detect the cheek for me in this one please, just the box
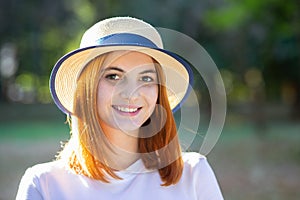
[97,82,113,109]
[143,85,158,106]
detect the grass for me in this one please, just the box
[0,120,69,140]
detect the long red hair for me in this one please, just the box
[57,51,183,186]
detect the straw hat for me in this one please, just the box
[50,16,193,114]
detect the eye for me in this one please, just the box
[105,74,121,80]
[140,76,154,82]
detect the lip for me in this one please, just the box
[112,105,142,117]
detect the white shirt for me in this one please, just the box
[16,152,223,200]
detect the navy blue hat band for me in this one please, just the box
[95,33,159,49]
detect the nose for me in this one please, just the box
[119,79,140,100]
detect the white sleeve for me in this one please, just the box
[195,157,224,200]
[16,167,43,200]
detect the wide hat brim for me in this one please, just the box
[50,34,193,115]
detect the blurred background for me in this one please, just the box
[0,0,299,199]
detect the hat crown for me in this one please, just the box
[80,17,163,48]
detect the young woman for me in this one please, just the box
[16,16,223,199]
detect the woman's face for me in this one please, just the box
[97,51,158,133]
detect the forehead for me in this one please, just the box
[103,51,156,71]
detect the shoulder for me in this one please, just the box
[182,152,206,165]
[181,152,216,178]
[18,160,67,191]
[16,160,66,200]
[24,160,66,178]
[181,152,217,187]
[182,152,208,172]
[180,152,210,184]
[180,152,224,199]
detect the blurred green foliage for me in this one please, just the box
[0,2,299,199]
[0,0,299,118]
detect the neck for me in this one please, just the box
[99,120,140,170]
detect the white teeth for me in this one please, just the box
[115,106,138,113]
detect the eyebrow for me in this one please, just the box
[139,69,156,74]
[104,67,156,74]
[103,67,124,72]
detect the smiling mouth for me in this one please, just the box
[112,105,142,113]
